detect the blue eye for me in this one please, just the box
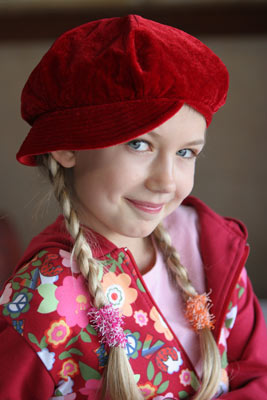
[127,140,150,151]
[177,149,195,159]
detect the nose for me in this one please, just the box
[145,154,177,194]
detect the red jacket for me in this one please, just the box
[0,196,266,399]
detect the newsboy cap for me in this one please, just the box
[17,15,229,166]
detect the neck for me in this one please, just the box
[122,235,156,274]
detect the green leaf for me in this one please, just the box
[134,374,140,383]
[190,371,200,391]
[19,273,31,279]
[79,361,101,381]
[238,287,245,298]
[38,250,48,258]
[147,361,154,380]
[179,391,189,399]
[32,260,42,267]
[221,350,228,369]
[86,324,97,335]
[109,264,116,273]
[98,268,104,281]
[37,284,58,314]
[12,281,20,290]
[225,318,233,329]
[68,348,83,356]
[80,331,91,343]
[228,301,233,310]
[40,336,48,349]
[59,351,71,360]
[153,372,162,386]
[156,380,169,394]
[28,333,40,346]
[66,335,79,348]
[136,278,146,293]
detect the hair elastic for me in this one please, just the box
[88,304,127,349]
[185,293,215,332]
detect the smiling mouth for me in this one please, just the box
[126,198,165,214]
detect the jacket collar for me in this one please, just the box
[183,196,248,339]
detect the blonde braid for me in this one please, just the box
[41,154,143,400]
[153,223,221,400]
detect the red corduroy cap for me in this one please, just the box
[17,15,229,166]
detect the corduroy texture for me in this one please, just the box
[17,15,229,166]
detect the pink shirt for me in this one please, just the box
[143,204,205,375]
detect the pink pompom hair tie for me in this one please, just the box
[88,304,127,349]
[185,292,215,332]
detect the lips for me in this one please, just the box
[126,198,165,214]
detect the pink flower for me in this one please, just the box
[59,359,79,380]
[45,319,71,347]
[239,268,247,288]
[139,382,157,399]
[59,249,79,273]
[179,369,191,386]
[56,275,90,328]
[134,309,148,327]
[0,283,12,305]
[153,393,176,400]
[79,379,102,399]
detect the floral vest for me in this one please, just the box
[0,197,249,399]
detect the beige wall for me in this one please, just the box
[0,35,267,297]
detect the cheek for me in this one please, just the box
[174,164,196,196]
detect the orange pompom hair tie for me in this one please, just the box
[185,293,215,332]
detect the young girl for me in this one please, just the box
[0,15,266,400]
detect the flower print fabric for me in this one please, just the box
[0,246,249,399]
[45,319,72,347]
[101,271,137,316]
[134,309,149,327]
[150,306,173,341]
[56,275,90,328]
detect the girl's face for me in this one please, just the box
[53,105,206,245]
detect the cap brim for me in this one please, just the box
[17,99,184,166]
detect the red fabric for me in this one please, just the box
[17,15,229,166]
[0,318,54,398]
[0,196,266,399]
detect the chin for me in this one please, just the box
[124,224,158,239]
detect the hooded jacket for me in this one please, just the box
[0,196,266,399]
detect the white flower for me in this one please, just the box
[55,377,74,395]
[37,348,55,371]
[226,305,238,329]
[163,347,183,374]
[40,273,58,285]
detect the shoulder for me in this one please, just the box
[0,247,85,342]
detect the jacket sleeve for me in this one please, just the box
[219,275,267,399]
[0,316,55,399]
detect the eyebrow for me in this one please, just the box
[182,139,206,146]
[145,131,206,146]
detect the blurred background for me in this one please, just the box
[0,0,266,316]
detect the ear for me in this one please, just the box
[51,150,76,168]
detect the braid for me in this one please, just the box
[153,223,221,400]
[47,154,106,307]
[40,154,143,400]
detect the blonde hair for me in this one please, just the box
[38,153,221,400]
